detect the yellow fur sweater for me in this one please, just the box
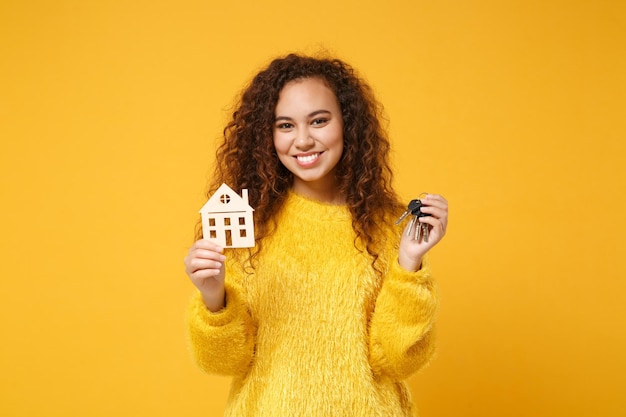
[187,191,438,416]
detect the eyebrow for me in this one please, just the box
[275,110,331,121]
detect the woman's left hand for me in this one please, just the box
[397,193,448,272]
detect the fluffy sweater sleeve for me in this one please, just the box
[186,276,257,376]
[368,256,438,380]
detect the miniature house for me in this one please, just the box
[199,183,255,248]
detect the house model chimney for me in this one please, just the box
[241,189,248,204]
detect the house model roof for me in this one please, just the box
[199,183,254,214]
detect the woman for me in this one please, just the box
[184,53,448,416]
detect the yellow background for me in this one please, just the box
[1,1,625,416]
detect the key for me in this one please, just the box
[395,199,421,225]
[407,215,417,237]
[422,222,429,243]
[414,218,422,240]
[396,198,431,241]
[413,200,431,243]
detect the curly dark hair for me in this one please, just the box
[198,53,403,270]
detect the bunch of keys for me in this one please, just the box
[395,197,432,242]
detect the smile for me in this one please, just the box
[295,153,321,164]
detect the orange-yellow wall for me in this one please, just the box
[1,1,625,416]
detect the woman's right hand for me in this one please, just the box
[184,239,227,312]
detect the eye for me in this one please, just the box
[311,118,329,126]
[276,122,294,130]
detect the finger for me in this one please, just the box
[190,248,227,262]
[418,215,446,235]
[420,195,448,222]
[190,268,222,281]
[422,193,447,204]
[193,239,225,253]
[421,194,448,210]
[187,266,223,281]
[188,257,223,271]
[419,205,447,219]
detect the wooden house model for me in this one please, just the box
[199,183,255,248]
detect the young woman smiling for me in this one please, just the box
[184,53,448,417]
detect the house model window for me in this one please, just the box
[199,183,255,248]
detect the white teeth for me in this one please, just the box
[296,153,319,163]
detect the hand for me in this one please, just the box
[398,194,448,272]
[184,239,227,312]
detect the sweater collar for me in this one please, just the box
[285,190,351,223]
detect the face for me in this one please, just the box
[273,77,344,201]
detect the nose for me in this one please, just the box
[294,128,315,150]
